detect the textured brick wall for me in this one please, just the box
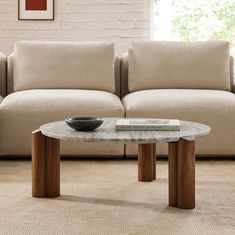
[0,0,150,55]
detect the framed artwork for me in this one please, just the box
[18,0,54,20]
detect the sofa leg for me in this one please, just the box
[138,144,154,182]
[32,130,60,198]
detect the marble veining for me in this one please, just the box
[40,118,211,144]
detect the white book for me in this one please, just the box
[115,119,180,131]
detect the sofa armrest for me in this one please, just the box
[120,53,129,98]
[0,52,7,97]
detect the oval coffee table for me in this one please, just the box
[32,118,210,209]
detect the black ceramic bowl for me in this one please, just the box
[65,117,103,131]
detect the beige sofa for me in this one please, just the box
[0,41,124,156]
[0,40,234,157]
[121,41,235,156]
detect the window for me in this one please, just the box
[152,0,235,58]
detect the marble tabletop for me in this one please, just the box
[39,118,211,144]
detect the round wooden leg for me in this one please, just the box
[32,130,60,198]
[168,138,195,209]
[46,137,60,197]
[32,130,47,198]
[168,142,178,207]
[138,144,154,182]
[152,144,156,180]
[177,138,195,209]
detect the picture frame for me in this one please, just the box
[18,0,54,21]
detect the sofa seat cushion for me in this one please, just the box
[14,41,115,93]
[128,41,231,92]
[123,89,235,113]
[0,96,3,103]
[0,89,124,155]
[1,89,124,114]
[123,89,235,155]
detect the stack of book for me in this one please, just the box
[115,119,180,131]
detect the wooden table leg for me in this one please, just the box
[46,136,60,197]
[168,138,195,209]
[168,142,178,207]
[32,130,47,197]
[138,144,154,182]
[177,138,195,209]
[32,130,60,198]
[152,144,156,180]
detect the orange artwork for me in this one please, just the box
[25,0,47,11]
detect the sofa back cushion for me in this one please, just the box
[128,41,231,92]
[14,41,115,93]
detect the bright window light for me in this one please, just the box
[153,0,235,58]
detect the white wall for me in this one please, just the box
[0,0,150,55]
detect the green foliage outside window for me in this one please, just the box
[154,0,235,57]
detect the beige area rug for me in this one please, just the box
[0,160,234,235]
